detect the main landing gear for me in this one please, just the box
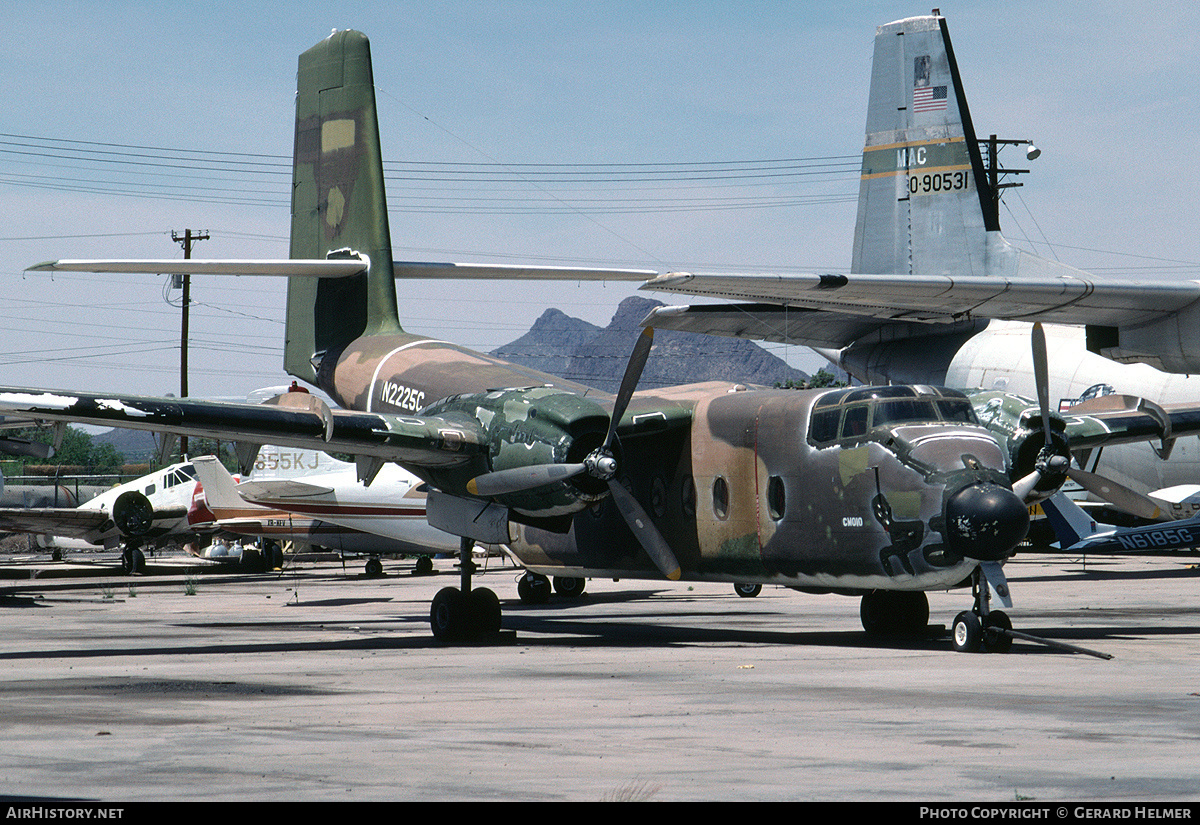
[429,537,502,643]
[120,542,146,575]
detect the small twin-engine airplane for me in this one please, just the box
[189,443,458,575]
[0,459,198,572]
[0,26,1194,651]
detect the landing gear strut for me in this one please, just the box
[429,537,502,643]
[951,567,1012,653]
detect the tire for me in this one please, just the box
[553,576,586,598]
[983,610,1013,653]
[121,546,145,576]
[517,572,551,604]
[414,556,434,576]
[734,583,762,598]
[468,587,502,638]
[365,558,383,578]
[952,610,983,653]
[860,590,928,638]
[430,587,467,642]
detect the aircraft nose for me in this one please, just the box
[943,482,1029,562]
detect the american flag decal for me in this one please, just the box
[913,85,948,112]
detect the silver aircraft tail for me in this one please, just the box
[852,14,992,277]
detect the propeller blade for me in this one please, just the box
[467,462,587,497]
[603,327,654,453]
[1066,468,1164,521]
[1031,322,1052,449]
[607,478,681,580]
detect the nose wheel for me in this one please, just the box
[951,566,1014,653]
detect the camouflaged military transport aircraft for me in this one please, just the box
[3,26,1196,653]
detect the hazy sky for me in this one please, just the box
[2,1,1198,399]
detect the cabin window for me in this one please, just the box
[651,477,667,518]
[681,476,696,518]
[712,476,729,520]
[810,408,840,444]
[144,484,156,495]
[767,476,785,520]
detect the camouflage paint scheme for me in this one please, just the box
[0,25,1082,646]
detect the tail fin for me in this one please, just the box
[1040,493,1103,548]
[286,30,401,384]
[192,456,249,512]
[851,14,993,276]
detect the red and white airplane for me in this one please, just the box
[189,444,460,575]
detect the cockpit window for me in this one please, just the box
[808,386,979,447]
[840,405,869,439]
[872,399,937,426]
[936,398,975,423]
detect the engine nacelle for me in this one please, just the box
[424,385,612,518]
[113,490,155,538]
[970,391,1071,490]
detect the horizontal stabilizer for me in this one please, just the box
[236,480,336,503]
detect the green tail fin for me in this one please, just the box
[286,29,401,384]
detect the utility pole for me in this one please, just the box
[171,229,208,457]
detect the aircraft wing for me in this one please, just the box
[640,272,1200,340]
[0,507,110,539]
[0,388,486,470]
[1055,395,1200,457]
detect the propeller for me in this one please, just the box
[1012,323,1070,501]
[1016,322,1164,521]
[468,327,682,580]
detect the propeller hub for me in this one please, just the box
[586,452,617,480]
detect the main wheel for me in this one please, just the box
[121,546,145,575]
[468,587,502,638]
[413,556,434,576]
[952,610,983,653]
[983,610,1013,653]
[734,583,762,598]
[553,576,586,598]
[364,558,384,577]
[430,587,467,641]
[517,572,551,604]
[860,590,929,638]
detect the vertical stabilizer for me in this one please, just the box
[287,30,401,384]
[851,14,992,276]
[1040,493,1102,548]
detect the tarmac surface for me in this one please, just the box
[1,549,1199,802]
